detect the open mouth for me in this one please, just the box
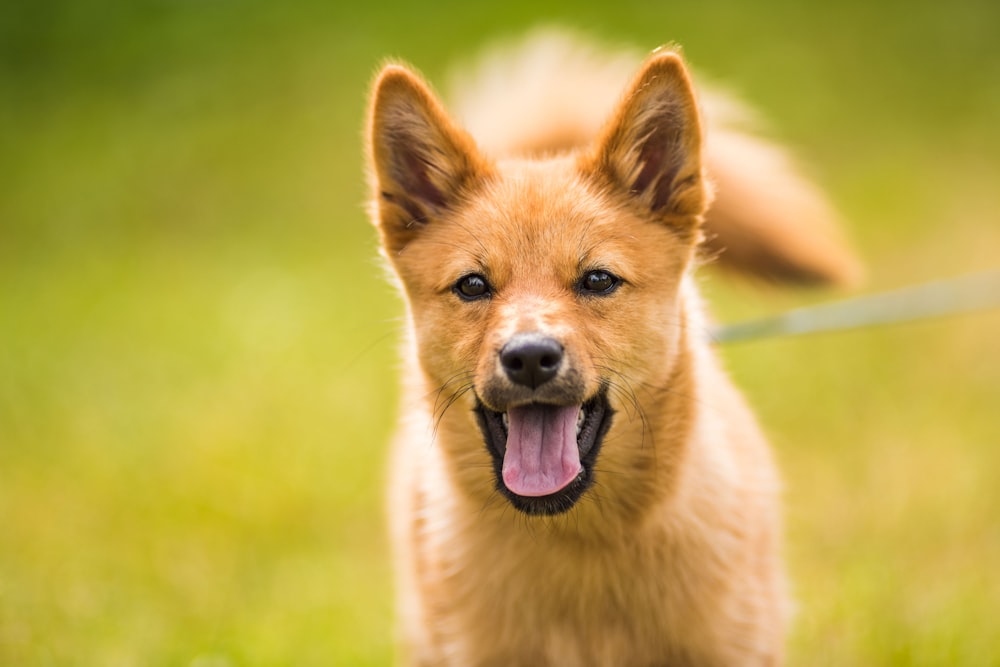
[474,388,613,516]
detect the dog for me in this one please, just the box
[365,30,858,667]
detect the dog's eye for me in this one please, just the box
[454,274,491,301]
[578,270,621,295]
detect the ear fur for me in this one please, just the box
[367,64,489,254]
[584,50,708,223]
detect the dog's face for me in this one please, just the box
[368,53,708,515]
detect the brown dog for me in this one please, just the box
[366,32,855,667]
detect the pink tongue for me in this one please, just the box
[502,404,582,497]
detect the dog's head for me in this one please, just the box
[367,51,708,516]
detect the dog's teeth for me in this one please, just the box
[576,408,586,436]
[502,412,509,430]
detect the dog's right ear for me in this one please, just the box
[367,64,489,255]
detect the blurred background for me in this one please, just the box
[2,0,999,664]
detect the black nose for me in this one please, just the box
[500,333,564,389]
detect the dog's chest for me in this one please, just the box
[425,519,690,665]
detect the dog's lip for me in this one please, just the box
[474,387,614,515]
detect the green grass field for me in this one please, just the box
[2,1,999,664]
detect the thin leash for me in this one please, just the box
[710,270,1000,344]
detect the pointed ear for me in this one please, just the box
[367,64,488,254]
[583,50,708,222]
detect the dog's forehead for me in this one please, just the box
[467,159,617,245]
[418,158,684,290]
[408,157,684,295]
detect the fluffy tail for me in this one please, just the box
[446,28,862,287]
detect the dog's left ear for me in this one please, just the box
[367,64,489,255]
[583,50,708,225]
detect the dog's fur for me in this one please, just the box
[366,31,856,667]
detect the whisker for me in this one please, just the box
[431,379,474,421]
[448,218,492,259]
[431,383,475,442]
[595,363,653,451]
[426,371,473,410]
[478,487,506,518]
[423,370,474,403]
[411,239,484,255]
